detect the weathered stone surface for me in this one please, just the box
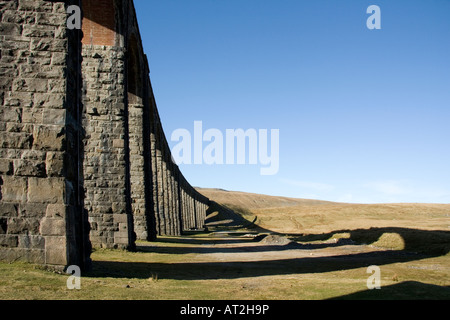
[1,176,27,202]
[0,203,18,218]
[32,125,65,151]
[13,159,46,177]
[0,159,13,175]
[7,217,40,235]
[44,236,67,265]
[18,203,47,218]
[27,177,65,204]
[18,235,45,249]
[45,204,66,219]
[34,93,64,109]
[13,78,48,93]
[0,235,18,247]
[0,132,33,149]
[42,109,65,125]
[45,152,64,177]
[40,217,65,236]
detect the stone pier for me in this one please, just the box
[0,0,210,270]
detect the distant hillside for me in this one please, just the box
[197,188,336,210]
[197,188,450,236]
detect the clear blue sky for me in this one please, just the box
[134,0,450,204]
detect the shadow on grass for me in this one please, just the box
[204,201,259,231]
[205,201,450,255]
[86,201,450,299]
[288,227,450,256]
[89,250,426,281]
[328,281,450,300]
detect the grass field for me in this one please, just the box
[1,188,449,300]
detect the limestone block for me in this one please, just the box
[0,22,21,37]
[45,151,64,177]
[32,125,65,151]
[1,10,35,24]
[0,203,18,218]
[22,24,54,38]
[21,110,43,124]
[13,78,48,93]
[0,107,22,122]
[18,235,45,249]
[51,52,66,66]
[21,150,46,160]
[0,159,13,175]
[0,132,33,149]
[44,236,67,265]
[18,203,47,218]
[1,176,27,202]
[18,0,53,12]
[33,93,64,109]
[0,235,18,247]
[45,204,67,218]
[27,177,65,204]
[40,217,66,236]
[13,159,46,177]
[35,12,66,27]
[113,214,128,224]
[7,217,40,235]
[42,109,66,126]
[113,139,124,148]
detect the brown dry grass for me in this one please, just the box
[1,188,449,300]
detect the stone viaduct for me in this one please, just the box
[0,0,210,270]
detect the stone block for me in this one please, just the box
[0,22,21,37]
[18,0,53,12]
[40,217,66,236]
[0,247,45,264]
[27,177,65,204]
[0,132,33,149]
[47,79,66,93]
[113,214,128,224]
[18,235,45,249]
[51,52,66,66]
[1,176,27,202]
[22,24,54,38]
[33,93,64,109]
[0,107,22,122]
[0,235,18,247]
[32,125,65,151]
[42,109,66,126]
[45,204,67,219]
[13,159,46,177]
[35,12,66,27]
[21,110,42,124]
[0,159,13,175]
[21,150,46,160]
[0,203,18,218]
[44,236,67,265]
[18,203,47,218]
[13,78,48,93]
[7,217,40,235]
[46,151,64,177]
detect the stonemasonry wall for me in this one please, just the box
[0,0,91,269]
[0,0,210,269]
